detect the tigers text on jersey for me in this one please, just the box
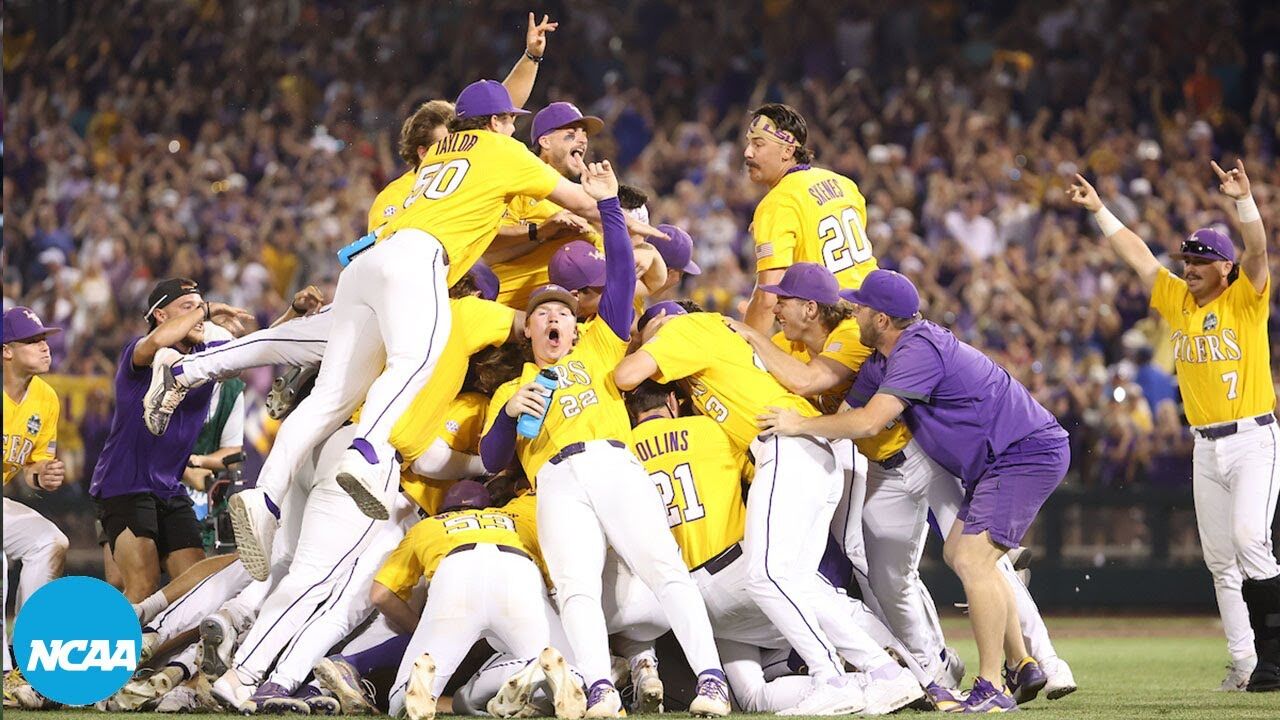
[1150,267,1275,427]
[642,312,819,452]
[752,166,878,288]
[400,392,489,515]
[631,415,747,570]
[3,376,59,484]
[376,130,563,286]
[495,195,604,309]
[485,316,633,480]
[367,170,417,234]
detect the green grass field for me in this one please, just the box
[5,616,1277,720]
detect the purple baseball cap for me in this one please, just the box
[652,224,701,275]
[638,300,687,331]
[549,241,606,290]
[760,262,840,305]
[454,80,529,119]
[1173,227,1237,263]
[839,269,920,318]
[2,307,62,344]
[468,261,500,301]
[439,479,492,513]
[531,102,604,146]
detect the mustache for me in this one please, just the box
[744,160,760,169]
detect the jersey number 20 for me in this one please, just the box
[650,463,706,528]
[403,159,471,210]
[817,207,873,273]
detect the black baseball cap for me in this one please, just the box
[145,278,201,322]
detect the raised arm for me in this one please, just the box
[133,302,252,368]
[1068,174,1162,290]
[580,161,636,338]
[743,269,785,333]
[1212,158,1267,292]
[500,13,557,108]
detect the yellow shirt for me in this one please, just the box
[643,313,818,452]
[495,195,604,309]
[378,131,564,285]
[400,392,489,515]
[3,377,60,484]
[486,316,633,480]
[367,170,417,234]
[1150,267,1275,427]
[753,166,877,289]
[632,415,747,570]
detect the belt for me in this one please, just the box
[873,450,907,470]
[446,542,532,563]
[548,439,626,466]
[692,543,743,576]
[1195,413,1276,440]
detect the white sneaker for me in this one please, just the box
[778,675,866,716]
[631,657,664,713]
[540,647,586,719]
[688,672,731,717]
[229,488,278,581]
[143,347,191,435]
[1042,657,1078,699]
[335,447,390,520]
[140,631,162,664]
[156,684,222,714]
[199,610,238,678]
[488,657,545,718]
[211,670,255,713]
[584,682,623,719]
[1216,657,1255,692]
[860,666,923,715]
[935,647,965,689]
[405,654,438,720]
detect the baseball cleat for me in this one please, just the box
[584,680,623,718]
[156,685,207,713]
[630,657,664,714]
[861,665,924,715]
[335,447,391,520]
[778,675,867,716]
[200,611,238,678]
[948,677,1017,713]
[404,654,439,720]
[229,488,278,581]
[1041,658,1077,699]
[488,657,545,718]
[1004,657,1046,704]
[688,670,730,717]
[266,366,319,420]
[314,655,378,715]
[936,647,965,689]
[4,669,46,710]
[1217,659,1254,691]
[1247,660,1280,692]
[140,630,162,663]
[143,347,190,436]
[212,670,256,713]
[298,686,341,715]
[925,682,963,712]
[251,681,302,715]
[540,647,586,719]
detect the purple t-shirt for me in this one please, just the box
[847,321,1066,485]
[89,338,216,500]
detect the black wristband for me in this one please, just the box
[525,50,543,64]
[529,223,539,242]
[291,300,307,314]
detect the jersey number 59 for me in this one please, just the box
[817,207,873,273]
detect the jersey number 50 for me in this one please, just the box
[403,159,471,210]
[650,463,706,528]
[817,207,873,273]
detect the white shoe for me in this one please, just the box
[405,654,438,720]
[211,670,256,713]
[143,347,191,435]
[156,685,221,714]
[314,656,378,715]
[1042,657,1078,699]
[541,648,586,719]
[778,675,866,716]
[584,682,623,719]
[860,666,923,715]
[631,657,664,714]
[140,631,162,664]
[488,658,545,718]
[335,447,390,520]
[935,647,965,689]
[1217,657,1255,692]
[200,611,238,678]
[688,672,730,717]
[229,488,278,581]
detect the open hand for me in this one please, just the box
[581,160,619,201]
[757,406,803,436]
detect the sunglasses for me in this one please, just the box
[1179,239,1231,262]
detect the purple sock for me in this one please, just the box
[263,493,281,520]
[698,669,727,683]
[345,634,412,677]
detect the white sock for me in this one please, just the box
[138,591,169,625]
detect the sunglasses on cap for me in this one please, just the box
[1178,239,1231,262]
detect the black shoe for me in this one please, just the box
[1247,661,1280,692]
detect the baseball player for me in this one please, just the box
[480,161,731,718]
[2,307,67,709]
[547,240,667,321]
[645,224,702,301]
[1070,163,1279,692]
[624,380,925,714]
[759,269,1070,713]
[741,103,877,332]
[614,303,918,715]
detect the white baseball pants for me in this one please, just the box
[147,561,254,644]
[176,308,332,387]
[255,230,450,508]
[1194,420,1280,663]
[536,440,722,686]
[2,498,68,613]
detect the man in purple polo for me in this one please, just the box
[759,269,1069,713]
[90,278,251,602]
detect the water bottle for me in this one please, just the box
[517,369,560,438]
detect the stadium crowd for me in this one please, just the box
[4,0,1280,502]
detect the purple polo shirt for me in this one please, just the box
[89,338,216,500]
[847,321,1066,485]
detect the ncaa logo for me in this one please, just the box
[13,576,141,705]
[1203,312,1219,332]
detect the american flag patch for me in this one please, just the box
[827,342,842,352]
[756,242,774,259]
[446,420,460,434]
[383,205,397,217]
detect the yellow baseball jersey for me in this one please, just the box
[495,195,604,309]
[753,166,878,289]
[400,392,489,515]
[3,377,60,484]
[377,131,563,285]
[367,170,417,234]
[632,415,747,570]
[485,316,633,480]
[643,313,819,452]
[1150,267,1275,427]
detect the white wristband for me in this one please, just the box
[1237,196,1260,224]
[1094,207,1125,237]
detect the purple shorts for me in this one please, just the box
[958,431,1069,549]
